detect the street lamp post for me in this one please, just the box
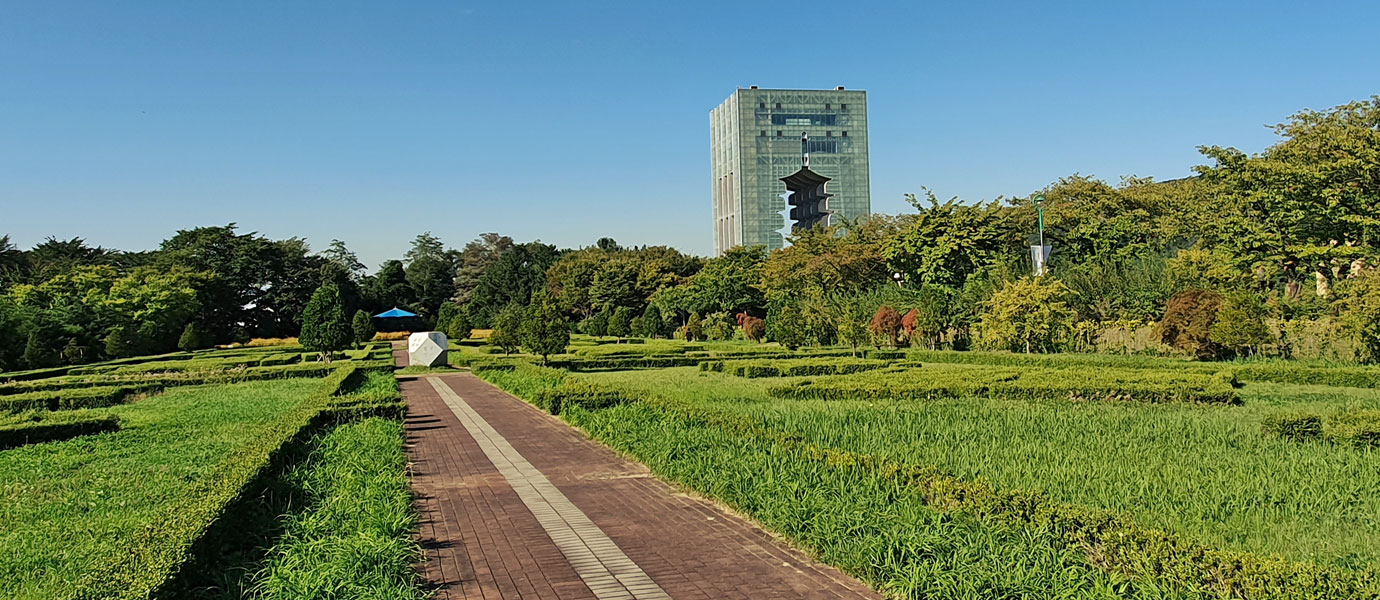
[1032,194,1049,276]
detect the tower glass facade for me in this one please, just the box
[710,87,870,255]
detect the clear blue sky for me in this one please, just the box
[3,0,1377,269]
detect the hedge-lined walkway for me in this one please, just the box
[400,371,880,599]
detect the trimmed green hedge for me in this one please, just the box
[1327,410,1380,449]
[67,365,360,600]
[0,385,157,414]
[988,369,1241,404]
[65,365,119,377]
[905,349,1380,388]
[0,361,392,403]
[712,358,890,378]
[532,380,636,415]
[112,357,267,374]
[1263,413,1324,441]
[769,367,1012,401]
[548,356,707,370]
[709,348,857,360]
[1229,364,1380,388]
[0,365,73,382]
[0,361,387,397]
[1262,409,1380,449]
[0,411,121,449]
[472,363,568,404]
[257,352,303,366]
[67,352,199,376]
[768,366,1241,405]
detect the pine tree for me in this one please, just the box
[104,326,139,359]
[583,307,610,337]
[24,331,57,368]
[352,309,375,346]
[638,304,665,338]
[446,311,472,341]
[608,306,633,338]
[178,323,206,352]
[435,302,462,332]
[300,283,352,361]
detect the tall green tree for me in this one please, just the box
[466,242,558,327]
[351,309,375,346]
[521,292,569,364]
[635,304,667,338]
[1196,96,1380,297]
[157,224,324,340]
[435,302,463,333]
[407,253,457,320]
[684,312,704,341]
[403,232,447,264]
[607,306,633,338]
[0,297,25,370]
[321,239,365,279]
[446,311,472,341]
[652,245,765,320]
[490,303,526,355]
[582,308,610,337]
[300,283,352,362]
[454,233,515,307]
[24,330,57,368]
[370,260,414,310]
[177,323,207,351]
[883,191,1022,289]
[907,284,952,349]
[824,296,872,356]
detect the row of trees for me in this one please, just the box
[5,95,1378,369]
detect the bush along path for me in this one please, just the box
[399,372,881,599]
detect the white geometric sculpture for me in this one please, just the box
[408,331,448,368]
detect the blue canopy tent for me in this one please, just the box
[373,307,421,334]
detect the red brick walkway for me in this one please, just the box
[401,371,881,599]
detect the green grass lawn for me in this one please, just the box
[577,367,1380,570]
[167,370,422,600]
[0,378,320,600]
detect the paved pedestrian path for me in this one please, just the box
[399,368,881,599]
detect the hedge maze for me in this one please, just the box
[460,335,1380,600]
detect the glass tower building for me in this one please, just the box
[710,86,870,255]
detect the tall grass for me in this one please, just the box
[562,401,1181,599]
[578,368,1380,572]
[252,418,422,599]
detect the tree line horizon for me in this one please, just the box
[2,94,1377,369]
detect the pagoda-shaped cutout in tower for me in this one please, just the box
[781,132,833,232]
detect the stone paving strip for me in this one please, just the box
[427,377,671,600]
[402,371,882,599]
